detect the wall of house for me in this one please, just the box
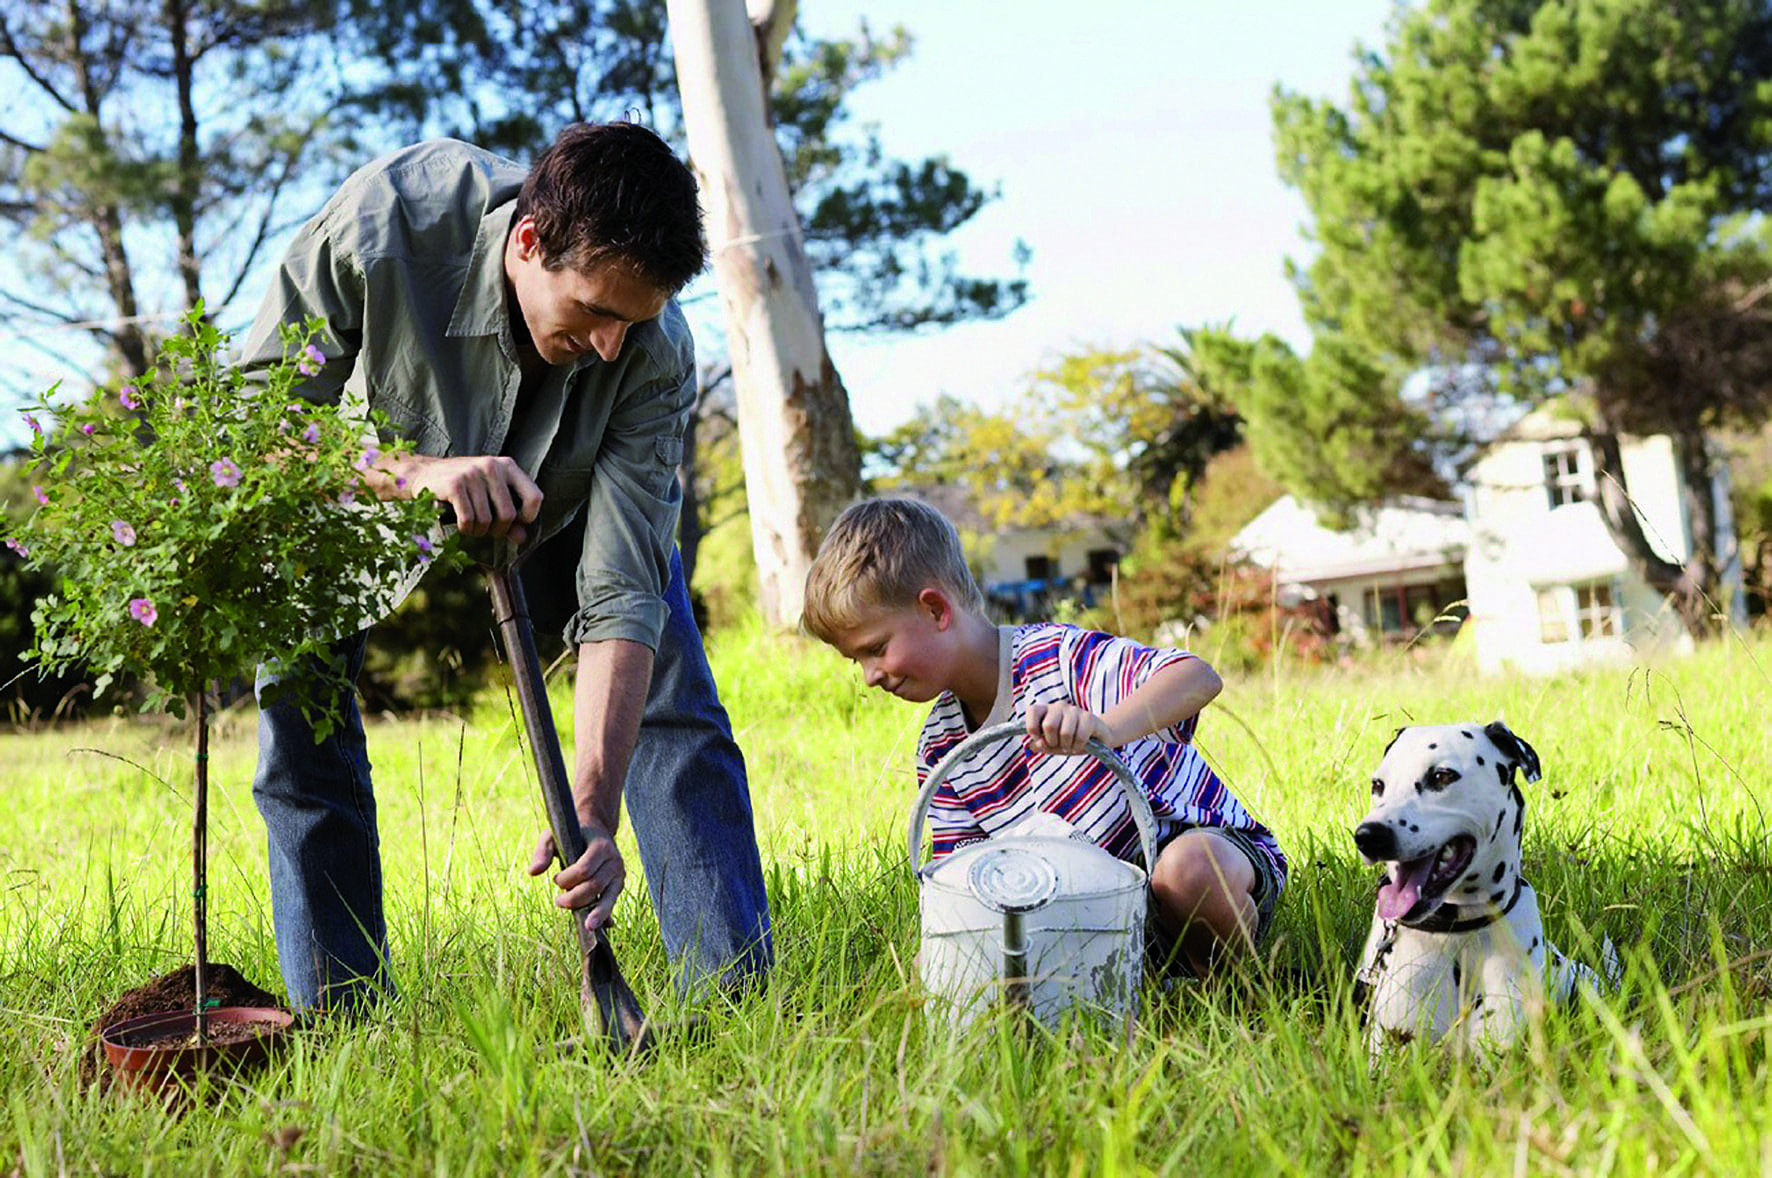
[1316,568,1466,644]
[973,527,1121,588]
[1464,424,1696,675]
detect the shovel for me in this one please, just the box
[483,555,653,1055]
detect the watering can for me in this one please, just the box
[906,721,1160,1028]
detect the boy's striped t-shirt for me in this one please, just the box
[916,623,1285,883]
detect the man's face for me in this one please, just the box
[505,216,670,366]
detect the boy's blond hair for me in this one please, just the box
[802,497,986,644]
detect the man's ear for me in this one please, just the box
[512,215,540,259]
[917,586,955,629]
[1484,720,1542,784]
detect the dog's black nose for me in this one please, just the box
[1353,821,1397,859]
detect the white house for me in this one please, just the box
[897,485,1125,616]
[1461,409,1746,675]
[1231,409,1745,673]
[1232,495,1470,644]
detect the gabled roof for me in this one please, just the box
[1232,495,1469,584]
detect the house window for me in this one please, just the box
[1536,581,1621,644]
[1024,554,1056,581]
[1543,443,1589,508]
[1536,589,1570,644]
[1574,581,1620,639]
[1086,548,1119,584]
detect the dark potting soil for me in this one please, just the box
[81,962,287,1083]
[113,1014,290,1051]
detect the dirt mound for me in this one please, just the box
[82,962,287,1085]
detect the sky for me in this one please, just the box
[710,0,1398,437]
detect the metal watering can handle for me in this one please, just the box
[906,720,1161,874]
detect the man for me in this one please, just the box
[239,122,771,1011]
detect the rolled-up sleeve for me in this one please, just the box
[563,362,692,649]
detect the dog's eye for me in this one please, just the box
[1430,766,1461,788]
[1370,778,1385,797]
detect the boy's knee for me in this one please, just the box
[1150,831,1256,918]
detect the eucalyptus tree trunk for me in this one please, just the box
[1588,426,1723,638]
[666,0,862,628]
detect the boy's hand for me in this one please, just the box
[1025,702,1114,755]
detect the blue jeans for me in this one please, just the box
[252,549,774,1011]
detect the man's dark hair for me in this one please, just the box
[515,122,708,294]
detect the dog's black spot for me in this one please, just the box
[1383,1026,1416,1046]
[1476,755,1485,766]
[1497,763,1510,785]
[1409,823,1419,832]
[1462,871,1477,884]
[1461,883,1478,893]
[1427,742,1437,749]
[1462,730,1474,739]
[1493,808,1506,839]
[1513,806,1524,838]
[1493,862,1506,883]
[1531,936,1540,951]
[1490,890,1507,905]
[1452,961,1462,988]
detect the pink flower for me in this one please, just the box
[119,386,139,410]
[24,415,41,436]
[4,537,27,558]
[128,598,157,626]
[355,446,381,471]
[210,458,242,488]
[296,344,325,377]
[31,485,48,506]
[413,533,435,563]
[337,487,357,506]
[80,423,96,436]
[302,423,321,445]
[110,520,137,546]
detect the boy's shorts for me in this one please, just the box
[1139,824,1286,978]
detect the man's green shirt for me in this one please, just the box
[240,139,693,649]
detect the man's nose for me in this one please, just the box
[591,321,629,362]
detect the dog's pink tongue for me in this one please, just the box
[1378,857,1436,921]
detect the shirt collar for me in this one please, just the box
[447,199,517,339]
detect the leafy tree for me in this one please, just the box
[1243,0,1772,633]
[10,310,450,1036]
[0,0,364,392]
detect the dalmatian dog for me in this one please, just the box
[1352,721,1611,1053]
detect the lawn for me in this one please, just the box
[0,624,1768,1174]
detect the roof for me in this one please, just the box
[1231,495,1469,584]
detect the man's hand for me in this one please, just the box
[528,823,626,932]
[383,453,542,543]
[1025,701,1115,756]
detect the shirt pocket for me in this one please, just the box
[372,391,453,456]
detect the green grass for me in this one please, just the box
[1,624,1769,1174]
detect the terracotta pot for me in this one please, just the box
[100,1006,294,1094]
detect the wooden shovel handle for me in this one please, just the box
[487,563,651,1053]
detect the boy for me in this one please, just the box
[803,497,1286,978]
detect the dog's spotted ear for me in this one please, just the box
[1484,720,1541,784]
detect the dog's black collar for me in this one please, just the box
[1376,875,1524,934]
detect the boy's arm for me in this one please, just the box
[1026,655,1222,755]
